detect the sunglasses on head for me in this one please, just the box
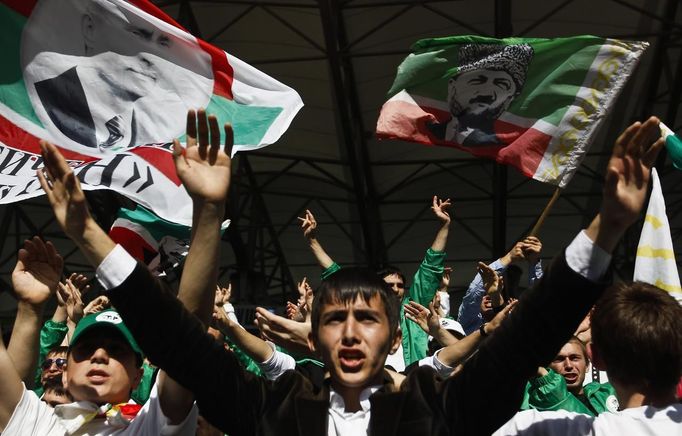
[41,358,67,370]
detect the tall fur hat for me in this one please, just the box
[455,44,534,93]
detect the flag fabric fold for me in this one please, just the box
[108,205,228,277]
[377,35,648,187]
[660,122,682,171]
[0,0,302,225]
[633,168,682,303]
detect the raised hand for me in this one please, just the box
[285,301,303,322]
[602,117,663,227]
[172,109,234,204]
[486,299,517,333]
[586,117,665,252]
[431,196,452,225]
[37,142,93,240]
[84,295,111,316]
[478,262,500,296]
[427,293,445,335]
[214,284,231,307]
[68,273,91,295]
[212,304,234,333]
[254,307,313,356]
[521,236,542,265]
[11,237,63,307]
[404,301,430,334]
[297,210,318,240]
[297,277,314,322]
[56,279,85,324]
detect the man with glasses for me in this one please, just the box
[37,346,68,395]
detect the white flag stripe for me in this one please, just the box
[634,168,682,303]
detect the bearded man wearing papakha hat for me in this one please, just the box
[429,43,534,146]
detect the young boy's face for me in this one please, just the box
[310,294,400,392]
[63,328,142,405]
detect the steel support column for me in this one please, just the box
[492,0,512,257]
[318,0,387,268]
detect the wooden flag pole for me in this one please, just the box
[528,187,562,237]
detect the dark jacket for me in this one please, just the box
[107,251,608,436]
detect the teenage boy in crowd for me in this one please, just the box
[37,110,663,436]
[298,198,452,370]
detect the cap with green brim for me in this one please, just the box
[69,309,143,363]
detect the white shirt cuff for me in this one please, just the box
[565,230,612,282]
[258,342,296,381]
[95,244,137,290]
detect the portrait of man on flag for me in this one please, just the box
[21,0,214,154]
[429,43,534,147]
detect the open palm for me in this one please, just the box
[173,109,233,203]
[601,117,664,229]
[11,237,63,306]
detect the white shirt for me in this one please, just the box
[418,348,455,377]
[384,342,405,372]
[3,382,198,435]
[257,342,296,381]
[493,404,682,435]
[327,386,380,436]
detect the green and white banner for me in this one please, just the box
[0,0,302,225]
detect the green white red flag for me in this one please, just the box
[377,35,647,187]
[109,205,228,277]
[0,0,302,225]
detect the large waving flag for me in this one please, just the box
[0,0,302,225]
[634,168,682,303]
[377,36,647,187]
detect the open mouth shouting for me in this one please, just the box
[339,348,366,372]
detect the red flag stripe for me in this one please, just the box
[1,0,37,17]
[126,0,234,99]
[0,114,97,162]
[129,146,182,186]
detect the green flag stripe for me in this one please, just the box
[0,4,43,127]
[665,134,682,171]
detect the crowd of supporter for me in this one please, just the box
[0,109,679,436]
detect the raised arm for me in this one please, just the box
[298,209,337,271]
[478,262,504,308]
[409,196,452,306]
[173,109,232,326]
[429,195,451,252]
[8,237,63,385]
[445,117,665,436]
[436,300,516,368]
[38,108,234,426]
[1,237,61,431]
[457,244,524,334]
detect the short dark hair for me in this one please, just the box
[311,268,400,343]
[591,282,682,394]
[376,265,407,288]
[47,346,68,358]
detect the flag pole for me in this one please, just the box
[528,187,562,237]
